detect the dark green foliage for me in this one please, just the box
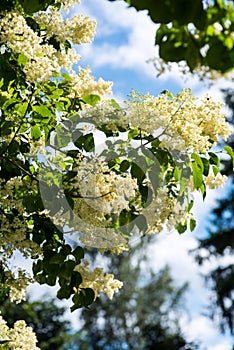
[0,297,70,350]
[108,0,234,72]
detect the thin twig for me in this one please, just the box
[2,155,39,182]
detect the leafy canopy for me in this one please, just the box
[109,0,234,73]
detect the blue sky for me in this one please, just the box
[32,1,234,349]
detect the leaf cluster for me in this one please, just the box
[109,0,234,72]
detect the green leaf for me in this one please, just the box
[72,246,84,263]
[49,253,65,265]
[187,200,194,212]
[191,153,204,190]
[224,146,234,168]
[108,98,122,110]
[57,286,73,300]
[191,153,204,172]
[130,0,172,23]
[60,244,72,256]
[108,157,119,169]
[176,222,187,234]
[84,133,95,152]
[131,163,145,183]
[200,183,206,200]
[70,271,82,286]
[58,260,76,279]
[82,94,101,106]
[206,42,234,72]
[54,124,71,148]
[15,102,28,117]
[139,184,153,206]
[128,129,139,140]
[33,105,53,118]
[32,260,43,275]
[119,209,133,226]
[71,288,95,311]
[160,40,187,62]
[0,340,11,344]
[201,157,210,176]
[191,161,203,190]
[190,218,197,231]
[20,0,54,13]
[208,152,220,167]
[173,166,181,181]
[212,165,219,176]
[8,140,20,155]
[46,274,57,286]
[155,148,172,168]
[17,53,28,66]
[31,125,41,140]
[120,159,130,172]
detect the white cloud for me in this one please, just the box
[181,315,233,350]
[210,342,234,350]
[77,0,157,77]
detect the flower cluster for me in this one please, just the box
[205,169,228,189]
[34,8,95,45]
[64,157,138,251]
[68,67,113,99]
[56,0,81,12]
[126,89,231,153]
[144,187,178,234]
[75,157,138,216]
[0,315,39,350]
[81,89,231,153]
[0,178,42,259]
[0,3,106,89]
[5,269,32,304]
[74,260,123,299]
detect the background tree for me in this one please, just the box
[0,296,71,350]
[194,87,234,335]
[63,238,198,350]
[108,0,234,74]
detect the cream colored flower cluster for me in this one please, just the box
[74,260,123,299]
[5,269,32,304]
[205,168,228,189]
[142,185,194,234]
[81,99,125,129]
[83,88,231,153]
[74,157,138,217]
[34,8,95,45]
[126,89,232,153]
[0,178,42,259]
[144,187,177,234]
[0,11,61,81]
[0,315,39,350]
[0,4,100,86]
[69,67,113,99]
[56,0,81,12]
